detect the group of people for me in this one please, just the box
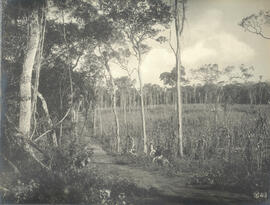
[124,135,170,166]
[149,143,170,166]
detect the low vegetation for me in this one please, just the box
[100,104,270,197]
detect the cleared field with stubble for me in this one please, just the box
[96,104,270,197]
[99,104,270,151]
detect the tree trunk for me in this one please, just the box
[194,86,197,104]
[214,90,219,129]
[2,155,21,175]
[19,10,40,138]
[59,81,63,145]
[37,91,58,147]
[174,0,185,158]
[105,62,120,153]
[127,90,131,112]
[259,84,263,105]
[93,105,96,136]
[31,8,46,117]
[74,100,82,137]
[99,91,103,135]
[123,93,127,133]
[249,89,253,105]
[137,53,148,154]
[99,106,103,136]
[205,92,208,104]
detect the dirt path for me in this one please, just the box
[80,137,253,205]
[77,115,254,205]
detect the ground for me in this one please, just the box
[75,105,270,205]
[82,136,256,205]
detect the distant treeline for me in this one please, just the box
[97,81,270,108]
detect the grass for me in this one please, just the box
[97,104,269,153]
[95,104,270,196]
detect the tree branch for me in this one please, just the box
[2,155,21,175]
[71,54,83,70]
[4,114,50,169]
[169,29,176,57]
[34,108,71,142]
[179,0,186,36]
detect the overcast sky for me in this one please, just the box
[111,0,270,85]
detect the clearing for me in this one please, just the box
[81,136,255,205]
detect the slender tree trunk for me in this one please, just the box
[99,106,103,136]
[194,86,197,104]
[127,90,131,112]
[123,93,127,131]
[105,62,120,153]
[74,100,82,137]
[62,10,75,136]
[214,90,219,129]
[59,81,63,145]
[205,92,208,104]
[93,105,96,136]
[175,92,177,110]
[30,11,46,141]
[99,91,103,135]
[37,91,58,147]
[137,53,148,154]
[19,10,40,138]
[2,155,21,175]
[259,84,263,105]
[249,89,253,105]
[174,0,185,158]
[31,8,46,117]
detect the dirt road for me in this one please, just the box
[82,137,256,205]
[77,114,259,205]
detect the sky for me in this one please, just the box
[111,0,270,85]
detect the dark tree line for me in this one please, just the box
[96,79,270,110]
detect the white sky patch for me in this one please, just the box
[141,48,175,85]
[106,3,269,86]
[184,9,223,44]
[182,33,255,69]
[182,41,217,67]
[131,30,255,86]
[212,33,255,63]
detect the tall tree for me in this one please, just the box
[173,0,186,158]
[115,76,135,133]
[99,48,121,152]
[239,64,255,104]
[102,0,171,153]
[19,2,44,138]
[160,66,186,87]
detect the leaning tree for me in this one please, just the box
[100,0,171,154]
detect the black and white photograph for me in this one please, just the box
[1,0,270,204]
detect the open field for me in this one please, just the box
[95,104,270,196]
[98,104,270,153]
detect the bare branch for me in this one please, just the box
[4,114,50,169]
[71,54,83,70]
[240,11,270,39]
[34,108,71,142]
[2,155,21,175]
[169,29,176,56]
[179,0,186,36]
[0,186,10,192]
